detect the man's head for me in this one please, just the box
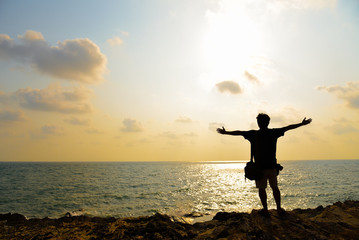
[257,113,270,129]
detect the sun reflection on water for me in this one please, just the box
[184,162,261,215]
[212,162,246,170]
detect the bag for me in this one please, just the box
[276,163,283,175]
[244,146,263,181]
[244,147,282,181]
[244,161,263,180]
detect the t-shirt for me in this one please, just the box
[242,129,285,169]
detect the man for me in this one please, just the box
[217,113,312,216]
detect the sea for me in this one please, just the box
[0,160,358,219]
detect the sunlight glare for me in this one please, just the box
[214,162,246,170]
[202,1,262,86]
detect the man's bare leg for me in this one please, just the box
[272,186,281,209]
[272,186,285,215]
[258,188,269,215]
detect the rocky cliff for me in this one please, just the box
[1,201,358,239]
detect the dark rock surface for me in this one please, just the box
[1,201,358,239]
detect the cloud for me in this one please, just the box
[41,124,64,135]
[215,80,242,95]
[159,131,178,139]
[120,31,129,36]
[0,109,27,122]
[251,107,303,129]
[85,127,104,134]
[121,118,144,132]
[15,84,94,114]
[158,131,197,139]
[0,90,9,103]
[244,71,259,83]
[329,123,358,135]
[157,131,197,147]
[327,118,359,135]
[64,117,90,126]
[0,30,107,83]
[107,37,124,46]
[317,81,359,109]
[184,132,197,137]
[18,30,44,41]
[265,0,336,13]
[269,107,302,123]
[175,116,196,123]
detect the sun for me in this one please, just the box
[201,1,263,86]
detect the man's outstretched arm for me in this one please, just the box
[282,117,312,132]
[217,127,245,136]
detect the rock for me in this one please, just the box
[184,212,203,218]
[0,201,358,239]
[0,213,26,225]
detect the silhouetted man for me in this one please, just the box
[217,113,312,216]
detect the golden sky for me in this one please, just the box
[0,0,358,161]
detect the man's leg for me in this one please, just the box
[272,186,281,210]
[256,173,270,216]
[258,188,268,211]
[268,169,285,215]
[272,186,285,215]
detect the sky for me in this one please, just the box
[0,0,358,162]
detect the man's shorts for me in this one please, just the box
[255,168,278,189]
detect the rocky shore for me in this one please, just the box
[1,201,359,240]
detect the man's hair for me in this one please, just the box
[257,113,270,128]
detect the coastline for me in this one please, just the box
[1,201,359,240]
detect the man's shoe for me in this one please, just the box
[277,208,286,216]
[258,209,271,217]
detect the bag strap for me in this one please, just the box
[250,145,254,163]
[245,145,254,182]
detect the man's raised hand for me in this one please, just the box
[302,117,312,125]
[217,127,226,134]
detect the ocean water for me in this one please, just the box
[0,160,358,219]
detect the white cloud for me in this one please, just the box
[41,124,64,135]
[260,0,337,13]
[121,118,144,132]
[269,107,302,124]
[15,84,94,114]
[86,127,104,134]
[327,118,359,135]
[17,30,44,41]
[244,71,259,84]
[184,132,198,137]
[158,131,197,139]
[317,81,359,110]
[107,36,124,46]
[248,107,304,129]
[275,0,336,9]
[64,117,90,126]
[175,116,196,123]
[0,90,9,104]
[0,30,107,83]
[216,80,242,95]
[120,31,129,36]
[159,131,178,139]
[0,109,27,122]
[329,123,358,135]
